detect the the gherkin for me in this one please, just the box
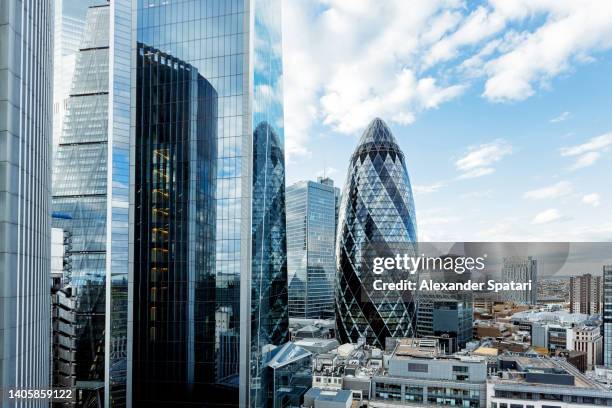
[335,118,418,347]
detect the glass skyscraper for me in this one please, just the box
[134,1,288,406]
[335,118,418,348]
[286,178,340,319]
[131,43,218,406]
[0,1,54,407]
[51,2,132,406]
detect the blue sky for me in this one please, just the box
[282,0,612,241]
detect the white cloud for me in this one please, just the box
[419,215,462,226]
[550,111,571,123]
[523,181,573,200]
[413,181,446,195]
[455,139,512,179]
[582,193,601,207]
[531,208,567,224]
[560,132,612,170]
[283,1,612,152]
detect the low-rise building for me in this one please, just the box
[369,339,488,407]
[488,354,612,408]
[303,388,352,408]
[571,325,603,371]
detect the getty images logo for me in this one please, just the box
[372,254,487,275]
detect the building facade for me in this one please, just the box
[51,2,132,406]
[133,1,288,406]
[131,43,218,406]
[52,0,85,148]
[604,265,612,367]
[416,296,473,353]
[335,117,418,348]
[570,274,602,315]
[0,1,54,406]
[287,178,340,319]
[370,354,487,407]
[501,257,538,305]
[488,355,612,408]
[572,325,603,371]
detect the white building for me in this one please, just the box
[571,326,603,371]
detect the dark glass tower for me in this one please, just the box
[335,118,418,348]
[134,1,287,406]
[132,43,217,406]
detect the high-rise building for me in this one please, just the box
[0,1,54,406]
[501,256,538,305]
[53,0,85,148]
[604,265,612,367]
[51,3,132,406]
[131,43,218,406]
[286,178,340,319]
[416,297,473,353]
[335,118,418,348]
[570,274,602,315]
[134,1,288,406]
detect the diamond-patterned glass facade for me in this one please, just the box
[51,8,110,402]
[250,122,289,406]
[51,3,132,405]
[335,118,418,348]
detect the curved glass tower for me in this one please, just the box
[335,118,418,348]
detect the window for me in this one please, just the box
[408,363,429,372]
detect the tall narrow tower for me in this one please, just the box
[51,3,132,406]
[0,1,54,406]
[335,118,418,348]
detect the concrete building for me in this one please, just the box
[370,339,488,407]
[501,257,538,305]
[303,388,352,408]
[570,274,603,315]
[488,355,612,408]
[572,325,603,371]
[604,265,612,367]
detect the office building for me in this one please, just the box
[416,296,473,353]
[604,265,612,367]
[131,43,218,406]
[570,274,603,315]
[51,3,132,406]
[266,342,312,408]
[303,388,353,408]
[488,355,612,408]
[53,0,85,147]
[369,339,488,407]
[0,1,53,407]
[287,178,340,319]
[134,1,288,406]
[501,256,538,305]
[572,325,603,371]
[335,118,418,348]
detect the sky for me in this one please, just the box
[282,0,612,242]
[62,1,612,242]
